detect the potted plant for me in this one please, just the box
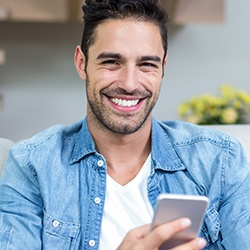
[179,85,250,124]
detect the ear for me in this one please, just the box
[163,53,168,67]
[161,53,168,78]
[74,45,87,80]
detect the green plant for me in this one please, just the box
[178,85,250,124]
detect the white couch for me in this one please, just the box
[0,125,250,176]
[0,138,15,176]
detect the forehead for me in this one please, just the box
[89,19,164,58]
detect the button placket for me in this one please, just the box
[94,197,101,204]
[86,157,105,249]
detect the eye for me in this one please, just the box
[139,62,159,71]
[102,60,119,65]
[141,62,158,68]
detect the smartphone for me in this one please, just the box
[151,194,209,249]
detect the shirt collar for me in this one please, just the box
[69,117,97,164]
[151,118,186,171]
[70,117,186,171]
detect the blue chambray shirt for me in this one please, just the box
[0,118,249,249]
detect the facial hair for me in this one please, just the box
[85,75,161,134]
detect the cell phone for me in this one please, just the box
[151,194,209,249]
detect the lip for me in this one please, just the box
[106,96,144,112]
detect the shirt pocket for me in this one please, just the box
[200,205,221,248]
[42,212,80,250]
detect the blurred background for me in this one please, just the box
[0,0,250,141]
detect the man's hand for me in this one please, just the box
[117,218,207,250]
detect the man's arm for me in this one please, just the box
[219,140,250,248]
[0,144,43,249]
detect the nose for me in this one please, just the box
[119,65,140,93]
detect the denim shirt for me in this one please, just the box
[0,118,249,250]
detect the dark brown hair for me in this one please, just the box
[81,0,169,63]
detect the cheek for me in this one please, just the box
[94,70,121,88]
[141,74,162,91]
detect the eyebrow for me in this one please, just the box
[96,53,162,63]
[96,53,123,60]
[139,56,162,63]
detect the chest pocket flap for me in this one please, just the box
[43,212,80,249]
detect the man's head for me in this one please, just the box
[75,0,169,135]
[81,0,169,64]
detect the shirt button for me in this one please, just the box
[89,240,96,247]
[52,220,60,228]
[97,160,104,167]
[94,197,101,204]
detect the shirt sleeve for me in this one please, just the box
[0,143,43,249]
[219,138,250,249]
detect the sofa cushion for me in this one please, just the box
[0,138,15,176]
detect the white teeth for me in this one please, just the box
[111,98,140,107]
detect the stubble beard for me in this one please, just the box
[85,77,160,135]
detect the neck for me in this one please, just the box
[88,117,152,185]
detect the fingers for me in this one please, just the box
[117,224,151,250]
[171,238,207,250]
[120,224,151,242]
[140,218,192,249]
[117,218,207,250]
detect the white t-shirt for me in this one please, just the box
[99,154,154,250]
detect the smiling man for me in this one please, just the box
[0,0,250,250]
[77,20,165,136]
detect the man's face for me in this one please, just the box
[83,19,166,134]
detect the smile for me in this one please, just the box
[110,98,140,107]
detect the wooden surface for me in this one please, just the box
[0,0,69,22]
[68,0,84,22]
[159,0,224,24]
[172,0,224,24]
[0,0,225,24]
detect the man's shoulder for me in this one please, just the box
[6,120,87,175]
[154,119,232,146]
[12,120,84,153]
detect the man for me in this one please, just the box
[0,0,249,249]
